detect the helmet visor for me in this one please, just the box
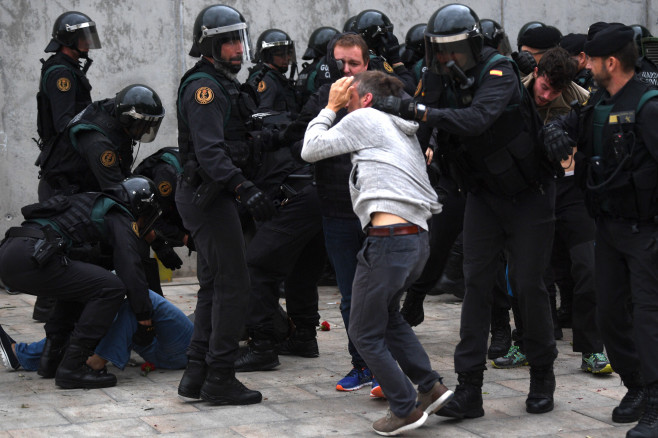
[121,108,164,143]
[263,40,296,64]
[135,195,162,238]
[202,22,252,63]
[67,21,102,50]
[497,35,513,56]
[425,34,478,74]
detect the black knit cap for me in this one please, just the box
[584,23,634,57]
[518,26,562,49]
[560,33,586,55]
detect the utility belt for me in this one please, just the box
[3,225,65,267]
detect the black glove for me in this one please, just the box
[542,123,573,163]
[235,181,277,222]
[372,96,423,121]
[151,235,184,270]
[511,50,537,75]
[133,323,156,346]
[381,31,401,65]
[185,233,195,252]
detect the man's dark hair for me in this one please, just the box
[536,47,577,91]
[334,33,370,64]
[610,40,639,73]
[353,70,403,101]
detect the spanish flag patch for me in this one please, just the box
[489,70,503,76]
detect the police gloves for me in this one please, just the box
[133,323,156,346]
[381,31,401,65]
[542,123,573,163]
[372,96,426,121]
[151,234,183,270]
[235,180,277,222]
[511,51,537,76]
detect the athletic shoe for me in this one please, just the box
[0,324,19,370]
[581,352,613,374]
[492,345,529,369]
[336,367,372,391]
[370,377,385,398]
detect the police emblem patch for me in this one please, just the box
[158,181,173,197]
[100,150,117,167]
[258,80,267,92]
[56,77,71,92]
[383,62,394,73]
[195,87,214,104]
[489,69,503,76]
[131,221,139,237]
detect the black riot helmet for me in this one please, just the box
[189,4,251,74]
[629,24,653,53]
[404,24,427,59]
[115,84,165,143]
[302,26,339,60]
[254,29,296,73]
[425,4,484,75]
[353,9,394,50]
[106,176,162,238]
[343,15,357,32]
[44,11,101,57]
[480,19,512,55]
[516,21,545,51]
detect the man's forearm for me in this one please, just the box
[301,108,339,163]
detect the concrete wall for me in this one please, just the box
[1,0,656,275]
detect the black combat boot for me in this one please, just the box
[435,371,484,419]
[434,239,465,299]
[178,358,208,399]
[200,367,262,405]
[626,382,658,437]
[55,342,117,389]
[277,327,319,358]
[37,334,69,378]
[614,373,647,423]
[526,365,556,413]
[234,338,280,372]
[32,296,57,322]
[400,290,426,327]
[488,307,512,360]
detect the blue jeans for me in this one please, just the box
[322,216,366,369]
[15,291,192,371]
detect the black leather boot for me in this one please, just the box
[200,367,262,405]
[488,308,512,360]
[55,343,117,389]
[435,238,465,299]
[526,365,555,414]
[277,327,319,358]
[436,371,484,419]
[614,373,647,423]
[234,338,280,372]
[626,382,658,437]
[178,358,208,399]
[37,334,69,378]
[400,290,426,327]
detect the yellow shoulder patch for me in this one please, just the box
[383,61,394,73]
[195,87,214,104]
[131,221,139,237]
[158,181,173,197]
[489,69,503,76]
[100,150,117,167]
[258,80,267,92]
[414,79,423,97]
[56,77,71,92]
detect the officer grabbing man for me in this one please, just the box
[175,4,275,406]
[0,177,161,390]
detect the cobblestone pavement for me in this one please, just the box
[0,278,632,437]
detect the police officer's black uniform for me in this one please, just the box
[0,184,156,389]
[550,25,658,434]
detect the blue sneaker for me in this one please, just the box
[370,377,386,398]
[336,367,372,391]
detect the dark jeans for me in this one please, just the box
[349,228,440,418]
[246,185,325,336]
[455,184,558,372]
[322,216,366,368]
[595,218,658,383]
[0,235,125,346]
[176,181,250,369]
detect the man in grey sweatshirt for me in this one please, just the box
[301,71,452,436]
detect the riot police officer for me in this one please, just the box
[545,24,658,437]
[296,26,339,106]
[630,24,658,87]
[39,84,165,197]
[175,4,274,406]
[388,4,558,417]
[401,23,427,84]
[0,176,161,389]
